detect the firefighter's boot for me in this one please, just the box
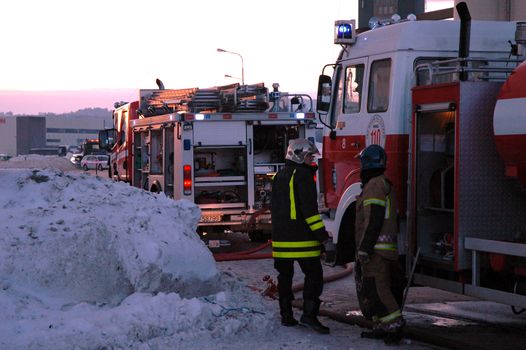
[361,320,387,339]
[299,299,330,334]
[382,317,406,345]
[361,329,388,339]
[278,297,298,327]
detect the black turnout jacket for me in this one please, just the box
[271,160,329,259]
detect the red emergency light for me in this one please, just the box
[183,165,192,195]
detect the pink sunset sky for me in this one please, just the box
[0,90,136,115]
[0,0,451,115]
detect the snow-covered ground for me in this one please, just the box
[0,157,436,350]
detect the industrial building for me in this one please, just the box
[0,116,46,157]
[0,114,111,157]
[358,0,526,28]
[45,114,111,149]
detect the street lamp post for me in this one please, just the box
[217,48,245,85]
[224,74,242,82]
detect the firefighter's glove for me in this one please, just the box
[357,250,370,265]
[322,239,337,264]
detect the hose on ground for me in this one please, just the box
[214,240,353,299]
[248,262,354,299]
[213,241,271,261]
[310,306,488,350]
[292,262,354,293]
[215,252,272,262]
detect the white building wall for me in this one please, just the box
[0,116,17,157]
[46,115,112,148]
[454,0,526,21]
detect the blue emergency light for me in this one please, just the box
[334,20,356,45]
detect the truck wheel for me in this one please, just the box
[248,230,269,242]
[112,164,119,181]
[335,204,356,266]
[150,180,162,193]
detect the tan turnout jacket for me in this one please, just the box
[355,174,399,261]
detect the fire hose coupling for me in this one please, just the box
[261,275,278,299]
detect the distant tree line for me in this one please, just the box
[0,108,111,118]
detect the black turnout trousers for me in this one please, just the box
[274,257,323,302]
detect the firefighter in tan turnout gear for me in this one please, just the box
[355,144,406,344]
[271,139,335,334]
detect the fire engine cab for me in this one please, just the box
[317,6,526,309]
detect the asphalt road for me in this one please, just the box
[213,232,526,350]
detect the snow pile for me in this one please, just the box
[0,169,274,349]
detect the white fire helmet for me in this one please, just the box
[285,138,320,164]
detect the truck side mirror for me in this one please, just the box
[316,75,332,113]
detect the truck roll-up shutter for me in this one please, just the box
[193,121,246,146]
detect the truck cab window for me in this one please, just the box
[343,64,364,114]
[367,59,391,113]
[121,119,127,145]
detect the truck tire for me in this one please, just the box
[150,180,162,194]
[112,164,119,181]
[335,204,356,266]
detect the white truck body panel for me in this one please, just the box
[132,111,317,232]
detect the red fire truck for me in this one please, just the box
[316,6,526,309]
[99,101,139,182]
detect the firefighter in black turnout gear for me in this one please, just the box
[355,144,406,344]
[271,139,335,334]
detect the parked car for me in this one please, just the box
[81,155,109,171]
[70,153,83,167]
